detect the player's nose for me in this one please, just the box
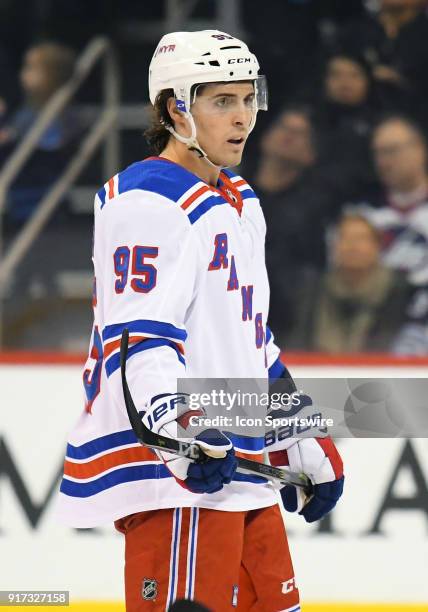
[231,107,249,129]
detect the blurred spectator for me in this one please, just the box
[324,52,372,108]
[312,52,379,197]
[0,42,79,226]
[250,106,343,341]
[288,212,412,352]
[364,115,428,278]
[336,0,428,125]
[0,42,77,147]
[352,115,428,353]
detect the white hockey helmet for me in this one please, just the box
[148,30,267,163]
[149,30,267,112]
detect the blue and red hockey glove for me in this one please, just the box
[269,436,344,523]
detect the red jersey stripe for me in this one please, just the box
[181,186,212,210]
[104,335,185,359]
[64,445,155,479]
[108,177,115,199]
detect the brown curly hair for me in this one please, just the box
[144,89,175,155]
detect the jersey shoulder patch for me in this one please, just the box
[97,157,226,224]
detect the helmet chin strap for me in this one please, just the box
[164,112,221,169]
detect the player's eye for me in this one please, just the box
[214,96,229,108]
[244,94,255,108]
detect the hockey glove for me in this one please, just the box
[184,429,237,493]
[142,393,238,494]
[269,437,344,523]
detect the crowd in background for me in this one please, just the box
[0,0,428,354]
[247,0,428,354]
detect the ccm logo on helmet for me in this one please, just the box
[228,58,251,64]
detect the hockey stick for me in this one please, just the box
[120,328,312,494]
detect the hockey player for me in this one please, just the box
[58,31,344,611]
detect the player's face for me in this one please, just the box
[190,82,255,167]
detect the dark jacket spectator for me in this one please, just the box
[288,213,412,352]
[249,107,344,341]
[336,0,428,126]
[313,52,380,198]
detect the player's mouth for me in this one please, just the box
[227,137,245,145]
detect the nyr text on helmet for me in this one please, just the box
[155,44,176,56]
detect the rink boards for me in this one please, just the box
[0,353,427,610]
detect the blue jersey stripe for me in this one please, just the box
[102,319,187,343]
[97,186,106,207]
[60,464,171,498]
[187,195,227,224]
[66,429,138,460]
[240,188,257,199]
[105,337,185,377]
[266,325,272,343]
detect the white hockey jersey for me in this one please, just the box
[57,157,284,527]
